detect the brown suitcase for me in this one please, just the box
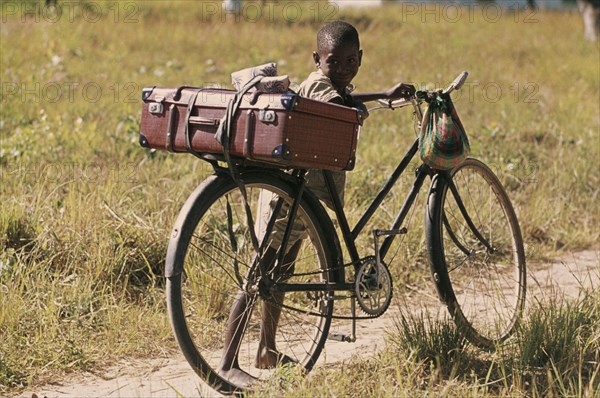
[139,86,362,171]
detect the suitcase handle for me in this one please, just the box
[189,116,220,127]
[173,86,201,101]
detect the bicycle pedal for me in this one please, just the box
[328,332,355,343]
[373,227,407,237]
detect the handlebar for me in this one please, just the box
[372,71,469,111]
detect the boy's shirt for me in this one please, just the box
[298,69,355,106]
[298,69,368,119]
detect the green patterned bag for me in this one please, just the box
[418,90,470,170]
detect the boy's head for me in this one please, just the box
[313,20,362,90]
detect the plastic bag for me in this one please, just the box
[418,91,470,170]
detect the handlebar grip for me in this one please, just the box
[442,71,468,95]
[453,71,469,90]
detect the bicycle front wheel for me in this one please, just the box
[166,171,340,395]
[426,158,526,350]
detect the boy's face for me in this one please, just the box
[313,42,362,90]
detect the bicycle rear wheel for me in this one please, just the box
[426,158,526,350]
[166,171,340,395]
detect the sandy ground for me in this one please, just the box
[14,249,599,398]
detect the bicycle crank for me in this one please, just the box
[355,257,393,316]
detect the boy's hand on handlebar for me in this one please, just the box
[386,83,416,100]
[351,83,415,103]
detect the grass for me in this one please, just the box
[250,287,600,397]
[1,0,599,395]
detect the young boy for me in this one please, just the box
[218,20,415,388]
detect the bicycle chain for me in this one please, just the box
[264,257,391,321]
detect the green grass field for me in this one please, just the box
[1,1,599,396]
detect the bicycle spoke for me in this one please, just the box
[189,235,249,287]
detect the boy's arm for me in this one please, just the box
[351,82,415,102]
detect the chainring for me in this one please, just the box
[355,257,393,317]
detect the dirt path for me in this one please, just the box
[15,250,599,398]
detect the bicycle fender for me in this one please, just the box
[424,173,455,303]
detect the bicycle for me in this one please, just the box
[164,72,527,395]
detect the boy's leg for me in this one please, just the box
[218,241,301,382]
[217,290,257,387]
[255,240,302,368]
[253,170,345,368]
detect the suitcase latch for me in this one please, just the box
[259,110,277,123]
[149,102,164,114]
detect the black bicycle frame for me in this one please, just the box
[274,137,430,293]
[323,137,426,271]
[272,136,490,295]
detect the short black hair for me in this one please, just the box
[317,20,360,53]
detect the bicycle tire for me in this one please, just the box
[425,158,526,350]
[166,170,342,394]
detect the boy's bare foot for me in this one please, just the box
[255,347,298,369]
[217,367,256,388]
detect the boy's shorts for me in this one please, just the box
[256,170,345,250]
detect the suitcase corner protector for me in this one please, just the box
[344,157,356,171]
[280,93,298,111]
[272,144,292,160]
[142,86,156,102]
[139,133,149,148]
